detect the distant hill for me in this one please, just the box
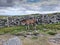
[0,12,60,18]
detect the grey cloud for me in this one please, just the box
[0,0,60,7]
[0,0,60,15]
[0,0,13,7]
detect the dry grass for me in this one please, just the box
[0,34,51,45]
[19,36,50,45]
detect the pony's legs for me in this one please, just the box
[26,25,27,30]
[34,24,36,30]
[27,25,30,30]
[33,23,36,30]
[26,24,30,30]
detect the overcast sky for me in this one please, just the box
[0,0,60,15]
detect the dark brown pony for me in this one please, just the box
[21,18,37,30]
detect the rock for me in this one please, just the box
[49,38,56,43]
[49,38,60,44]
[33,33,39,36]
[26,32,32,35]
[2,37,22,45]
[26,35,32,38]
[55,34,60,38]
[0,38,7,45]
[0,39,4,45]
[49,33,60,44]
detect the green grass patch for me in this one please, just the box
[0,23,60,35]
[32,36,38,39]
[47,30,57,35]
[0,25,26,34]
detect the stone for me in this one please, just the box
[55,34,60,38]
[3,37,22,45]
[49,38,60,44]
[0,38,7,45]
[49,38,56,43]
[0,39,3,45]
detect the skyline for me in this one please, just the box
[0,0,60,15]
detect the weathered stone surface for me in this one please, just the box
[0,38,6,45]
[49,34,60,44]
[49,38,60,44]
[3,37,22,45]
[55,34,60,38]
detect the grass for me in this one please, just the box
[21,35,50,45]
[0,23,60,35]
[47,30,57,35]
[0,23,60,45]
[37,23,60,30]
[0,25,26,34]
[32,36,38,39]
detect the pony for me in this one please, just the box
[20,18,37,30]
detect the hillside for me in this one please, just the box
[0,13,60,45]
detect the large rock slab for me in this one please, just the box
[3,37,22,45]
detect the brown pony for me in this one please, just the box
[21,18,37,30]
